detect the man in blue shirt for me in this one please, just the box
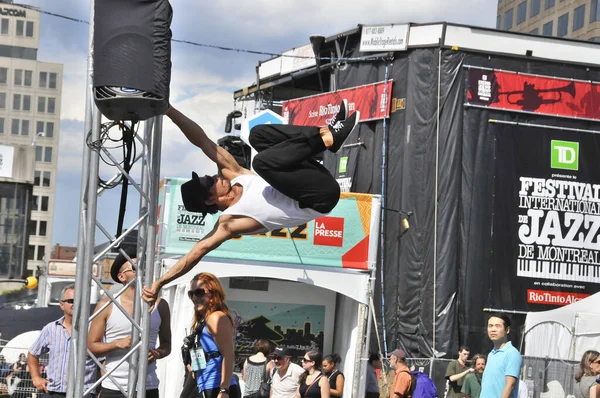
[480,313,522,398]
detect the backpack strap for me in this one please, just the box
[304,374,323,397]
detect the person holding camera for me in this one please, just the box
[186,272,240,398]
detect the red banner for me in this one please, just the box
[527,289,589,306]
[282,81,393,127]
[467,68,600,120]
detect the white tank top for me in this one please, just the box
[222,174,324,233]
[102,297,162,391]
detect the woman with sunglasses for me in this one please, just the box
[296,351,330,398]
[188,272,240,398]
[574,350,600,398]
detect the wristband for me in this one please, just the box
[219,388,229,394]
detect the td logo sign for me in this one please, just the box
[551,140,579,171]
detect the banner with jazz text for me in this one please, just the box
[157,177,381,270]
[466,67,600,121]
[282,81,393,127]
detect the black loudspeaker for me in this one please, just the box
[217,136,252,169]
[93,0,173,121]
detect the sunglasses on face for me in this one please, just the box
[187,288,208,299]
[61,299,74,304]
[302,358,313,363]
[273,356,283,361]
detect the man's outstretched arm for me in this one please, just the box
[166,106,244,178]
[141,219,233,303]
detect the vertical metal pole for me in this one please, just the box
[67,0,96,396]
[127,119,154,394]
[432,47,442,355]
[357,270,376,398]
[379,63,390,358]
[137,116,163,397]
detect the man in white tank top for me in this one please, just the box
[142,101,360,305]
[88,247,172,397]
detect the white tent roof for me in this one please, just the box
[524,292,600,360]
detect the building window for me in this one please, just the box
[558,12,569,37]
[12,94,20,110]
[42,171,50,187]
[34,170,40,185]
[543,20,553,36]
[14,69,22,85]
[518,1,527,25]
[37,244,45,261]
[531,0,540,17]
[21,119,29,136]
[39,221,47,236]
[504,8,514,30]
[23,94,30,111]
[497,15,501,29]
[36,121,43,136]
[0,118,5,134]
[25,21,33,37]
[28,245,34,260]
[574,5,585,31]
[11,119,19,135]
[37,96,45,112]
[32,195,38,210]
[0,92,5,109]
[47,98,55,113]
[29,219,36,235]
[24,70,31,86]
[15,20,23,36]
[46,122,54,138]
[530,28,539,34]
[0,67,7,84]
[49,73,57,89]
[592,0,600,23]
[35,145,42,161]
[545,0,555,9]
[44,146,52,162]
[40,196,49,212]
[39,72,46,88]
[0,19,8,35]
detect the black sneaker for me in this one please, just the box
[328,111,360,153]
[327,99,348,134]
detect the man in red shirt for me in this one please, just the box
[389,349,411,398]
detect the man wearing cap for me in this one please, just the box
[142,103,360,305]
[28,284,99,397]
[88,247,172,397]
[270,347,303,398]
[389,349,411,398]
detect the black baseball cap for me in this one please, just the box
[110,247,138,283]
[181,172,219,215]
[273,347,290,358]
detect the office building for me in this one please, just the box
[0,3,63,276]
[498,0,600,40]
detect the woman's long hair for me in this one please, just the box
[190,272,234,330]
[299,351,323,385]
[575,350,600,382]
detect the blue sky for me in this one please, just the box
[24,0,497,246]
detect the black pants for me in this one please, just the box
[365,392,380,398]
[200,384,241,398]
[249,124,340,214]
[99,387,159,397]
[42,393,96,398]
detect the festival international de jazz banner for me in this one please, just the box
[282,81,393,127]
[467,67,600,121]
[493,124,600,309]
[157,178,378,270]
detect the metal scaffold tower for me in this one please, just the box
[66,1,162,397]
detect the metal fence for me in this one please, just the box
[381,357,579,398]
[0,345,47,398]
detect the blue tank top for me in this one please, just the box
[195,325,237,392]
